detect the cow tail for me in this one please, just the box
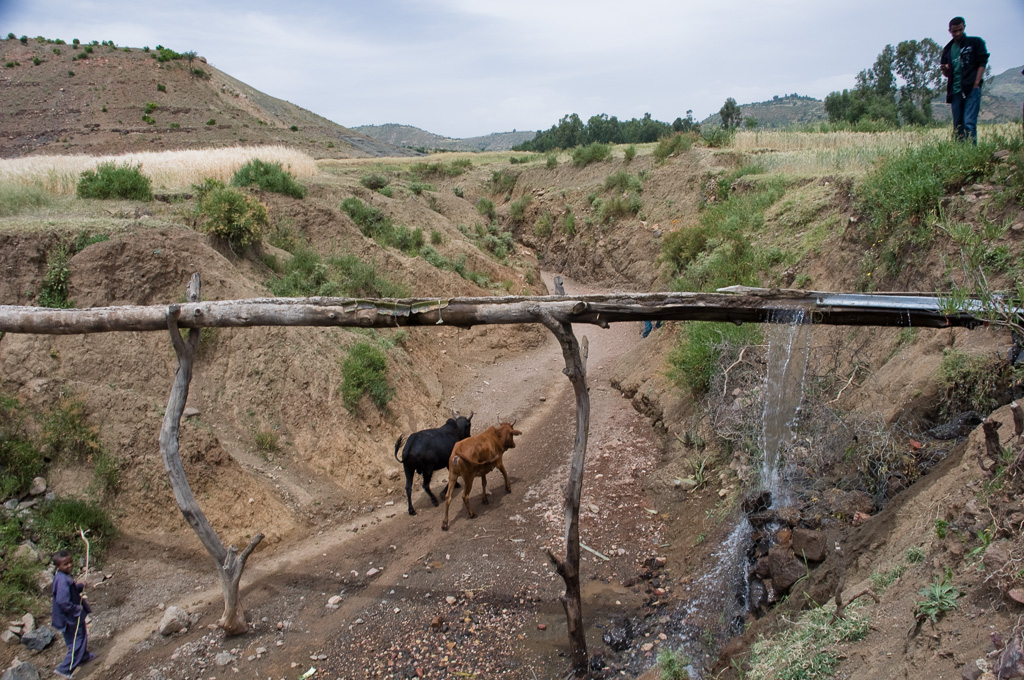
[394,435,405,463]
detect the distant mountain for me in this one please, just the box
[353,124,536,152]
[701,94,826,129]
[0,36,412,159]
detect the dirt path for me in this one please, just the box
[84,273,669,680]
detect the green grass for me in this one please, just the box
[0,181,53,217]
[231,159,306,199]
[266,247,409,298]
[342,196,424,254]
[856,138,994,280]
[475,197,496,221]
[76,162,153,201]
[0,395,44,499]
[341,341,393,411]
[33,497,116,555]
[661,168,786,292]
[915,570,959,623]
[604,170,643,194]
[746,601,870,680]
[409,159,471,179]
[937,348,1005,416]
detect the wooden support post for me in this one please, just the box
[159,273,264,636]
[538,301,591,676]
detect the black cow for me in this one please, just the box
[394,413,473,515]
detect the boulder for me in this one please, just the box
[19,625,53,652]
[158,606,191,636]
[792,528,828,563]
[0,661,40,680]
[767,545,807,594]
[27,478,46,496]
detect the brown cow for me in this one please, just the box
[441,422,522,531]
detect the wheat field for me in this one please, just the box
[0,145,318,195]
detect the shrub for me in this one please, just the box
[623,145,637,163]
[476,197,496,221]
[410,159,470,179]
[488,170,517,196]
[38,243,73,309]
[508,196,532,224]
[604,170,643,194]
[599,194,642,224]
[452,186,464,198]
[142,115,155,125]
[534,211,554,238]
[546,153,558,169]
[571,143,611,167]
[76,162,153,201]
[360,173,390,191]
[342,197,395,241]
[206,119,216,126]
[430,229,443,245]
[0,396,44,499]
[341,342,393,411]
[289,125,298,132]
[562,210,576,236]
[157,83,166,92]
[701,127,734,148]
[668,322,762,395]
[0,554,39,615]
[194,179,268,249]
[408,181,434,196]
[653,132,694,161]
[657,648,690,680]
[231,158,306,198]
[144,101,158,114]
[937,348,1005,416]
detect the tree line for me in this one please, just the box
[513,111,699,152]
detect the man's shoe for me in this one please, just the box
[54,671,74,679]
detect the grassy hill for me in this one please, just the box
[353,123,536,152]
[701,94,827,129]
[0,35,412,159]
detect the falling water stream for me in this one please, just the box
[673,310,813,676]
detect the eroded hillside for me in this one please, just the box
[1,132,1024,679]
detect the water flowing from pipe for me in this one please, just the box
[759,309,811,504]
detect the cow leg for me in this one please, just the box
[479,473,489,505]
[462,475,477,518]
[405,468,417,516]
[497,460,511,493]
[423,470,440,506]
[442,463,459,531]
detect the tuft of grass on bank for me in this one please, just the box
[0,181,53,217]
[231,158,306,199]
[76,162,153,201]
[667,322,762,395]
[266,247,409,299]
[341,341,394,411]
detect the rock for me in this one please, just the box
[792,528,828,562]
[983,541,1012,573]
[327,595,342,606]
[82,572,106,588]
[183,407,200,418]
[27,478,46,496]
[158,606,191,636]
[996,634,1024,679]
[18,615,33,635]
[0,631,19,645]
[214,652,236,666]
[767,545,807,594]
[255,647,267,656]
[12,544,41,565]
[960,659,984,680]
[19,625,53,652]
[445,596,457,605]
[993,149,1011,162]
[602,619,633,652]
[366,568,379,578]
[0,661,40,680]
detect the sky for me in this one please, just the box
[2,0,1022,139]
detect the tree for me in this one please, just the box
[672,110,699,134]
[744,117,759,130]
[825,39,942,127]
[894,39,942,125]
[719,98,742,129]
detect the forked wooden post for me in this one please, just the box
[538,296,592,675]
[159,273,264,635]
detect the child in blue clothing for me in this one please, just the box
[51,551,95,678]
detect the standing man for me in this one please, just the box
[940,16,989,144]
